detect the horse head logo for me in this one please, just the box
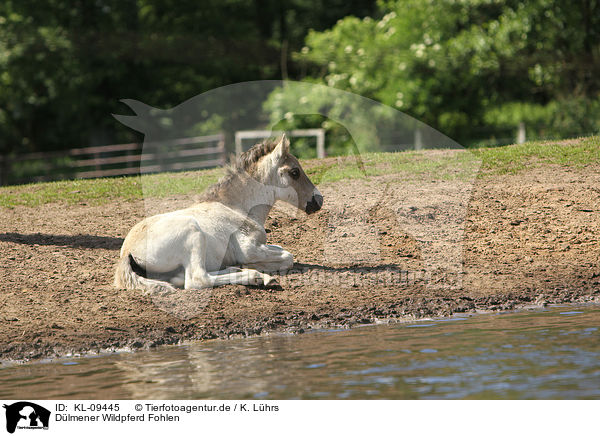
[3,402,50,434]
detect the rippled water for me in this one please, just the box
[1,304,600,399]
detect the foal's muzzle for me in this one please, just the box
[305,193,323,214]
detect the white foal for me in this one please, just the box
[114,134,323,294]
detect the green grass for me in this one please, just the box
[1,136,598,208]
[0,168,222,208]
[306,135,599,183]
[472,135,600,174]
[305,148,479,185]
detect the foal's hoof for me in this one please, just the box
[247,273,280,289]
[263,274,283,290]
[263,274,278,287]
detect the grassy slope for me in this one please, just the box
[0,136,598,208]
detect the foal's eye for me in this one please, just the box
[289,168,300,179]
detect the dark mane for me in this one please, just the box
[233,137,279,173]
[198,138,279,202]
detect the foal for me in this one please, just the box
[114,135,323,294]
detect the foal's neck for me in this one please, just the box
[221,172,276,227]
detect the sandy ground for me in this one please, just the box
[1,154,599,362]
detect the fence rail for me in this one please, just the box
[0,134,226,186]
[2,123,560,187]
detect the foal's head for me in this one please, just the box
[252,135,323,214]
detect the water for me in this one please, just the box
[1,304,600,399]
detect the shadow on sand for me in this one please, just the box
[0,232,123,250]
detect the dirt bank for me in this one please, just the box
[1,154,599,362]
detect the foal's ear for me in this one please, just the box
[271,134,290,161]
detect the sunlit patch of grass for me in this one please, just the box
[0,168,223,208]
[140,169,222,198]
[471,136,600,174]
[305,149,481,185]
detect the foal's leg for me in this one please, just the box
[169,267,239,288]
[182,231,274,289]
[207,267,275,287]
[240,243,294,273]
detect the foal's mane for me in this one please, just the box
[199,138,279,202]
[233,138,279,173]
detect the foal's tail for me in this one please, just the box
[114,254,177,295]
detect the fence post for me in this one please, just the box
[218,133,226,165]
[414,127,423,150]
[126,147,133,169]
[234,133,243,157]
[316,129,325,158]
[517,122,526,144]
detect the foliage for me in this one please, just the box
[1,0,599,160]
[0,0,376,155]
[484,98,600,140]
[286,0,600,145]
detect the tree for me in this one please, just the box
[290,0,600,144]
[0,0,376,154]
